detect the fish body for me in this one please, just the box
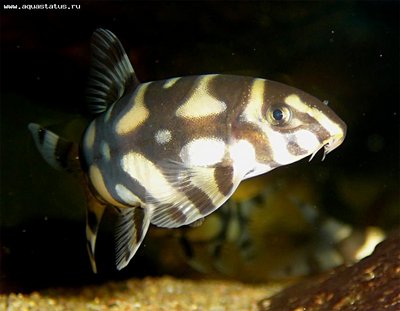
[29,29,346,272]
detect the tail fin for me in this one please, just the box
[28,123,79,172]
[86,28,140,115]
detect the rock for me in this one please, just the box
[258,229,400,311]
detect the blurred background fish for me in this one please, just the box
[147,173,385,282]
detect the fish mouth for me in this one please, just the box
[309,134,346,162]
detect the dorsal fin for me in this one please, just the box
[28,123,79,172]
[86,28,139,115]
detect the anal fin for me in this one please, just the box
[115,206,152,270]
[85,190,107,273]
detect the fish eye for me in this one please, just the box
[267,105,291,125]
[273,109,284,121]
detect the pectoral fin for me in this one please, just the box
[150,160,243,229]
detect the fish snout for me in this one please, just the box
[324,120,347,155]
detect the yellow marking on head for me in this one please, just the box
[295,129,320,151]
[175,75,227,119]
[163,77,180,89]
[262,127,319,165]
[240,78,265,124]
[229,140,257,177]
[155,129,172,145]
[116,84,150,135]
[264,128,300,165]
[89,165,123,207]
[115,183,141,206]
[84,121,96,149]
[179,138,226,167]
[284,94,344,138]
[229,140,273,179]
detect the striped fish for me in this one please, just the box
[28,29,346,273]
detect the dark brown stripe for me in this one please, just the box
[232,120,274,164]
[109,169,147,205]
[207,75,254,112]
[144,76,199,115]
[290,110,331,143]
[133,207,145,243]
[315,125,331,144]
[183,185,215,216]
[169,206,189,223]
[214,166,234,196]
[153,204,188,226]
[287,141,308,156]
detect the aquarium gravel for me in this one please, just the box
[0,276,283,311]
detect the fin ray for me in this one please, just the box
[28,123,77,171]
[150,160,242,229]
[86,28,139,114]
[85,195,107,274]
[114,206,152,270]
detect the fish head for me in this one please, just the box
[234,79,347,178]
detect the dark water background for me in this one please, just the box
[1,1,399,292]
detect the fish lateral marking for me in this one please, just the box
[101,141,111,161]
[89,165,123,208]
[175,75,227,119]
[155,129,172,145]
[163,77,181,89]
[115,184,142,206]
[179,138,227,167]
[115,84,150,135]
[239,78,265,125]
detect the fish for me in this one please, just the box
[175,177,385,280]
[28,28,347,273]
